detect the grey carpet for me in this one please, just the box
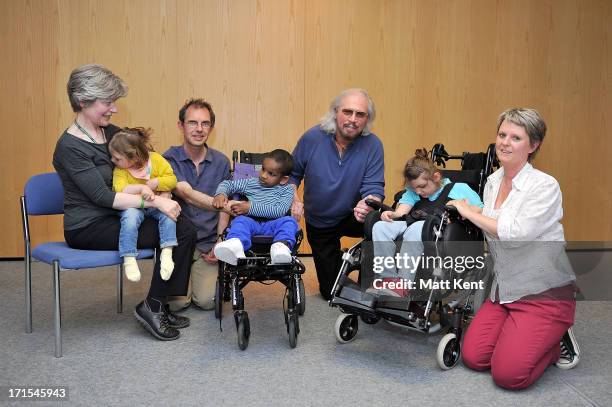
[0,258,609,407]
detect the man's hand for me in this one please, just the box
[141,185,155,201]
[201,249,218,265]
[213,194,228,209]
[230,200,250,216]
[354,194,381,223]
[291,199,304,222]
[146,178,159,191]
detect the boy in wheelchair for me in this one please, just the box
[212,149,298,265]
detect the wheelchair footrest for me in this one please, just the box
[331,279,377,310]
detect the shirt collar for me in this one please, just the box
[170,144,212,164]
[489,162,534,191]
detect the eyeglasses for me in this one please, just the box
[185,120,212,129]
[340,108,368,120]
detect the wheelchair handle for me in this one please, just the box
[365,199,382,210]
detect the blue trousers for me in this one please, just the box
[227,215,299,251]
[119,208,178,257]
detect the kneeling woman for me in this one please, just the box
[448,108,579,389]
[53,64,196,340]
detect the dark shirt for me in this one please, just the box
[163,145,231,253]
[52,125,121,231]
[290,125,385,228]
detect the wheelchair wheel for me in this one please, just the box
[360,314,380,325]
[236,311,250,351]
[334,313,358,344]
[287,312,298,349]
[436,332,460,370]
[297,278,306,316]
[214,279,222,319]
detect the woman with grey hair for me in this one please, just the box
[53,64,196,341]
[448,108,579,389]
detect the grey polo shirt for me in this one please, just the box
[164,145,231,253]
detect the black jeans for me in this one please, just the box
[65,214,197,298]
[306,215,364,300]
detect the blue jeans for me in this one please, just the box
[372,220,424,281]
[119,208,178,257]
[226,215,299,251]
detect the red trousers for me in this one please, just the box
[462,285,575,390]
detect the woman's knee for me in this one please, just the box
[491,364,533,390]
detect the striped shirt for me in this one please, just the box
[215,178,295,219]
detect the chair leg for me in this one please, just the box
[25,253,32,333]
[52,260,62,358]
[117,264,124,313]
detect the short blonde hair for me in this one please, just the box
[497,108,547,161]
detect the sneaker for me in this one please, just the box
[270,242,292,264]
[556,327,580,369]
[213,238,246,265]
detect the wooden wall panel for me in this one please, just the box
[0,0,609,257]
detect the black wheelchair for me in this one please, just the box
[215,150,306,350]
[330,143,498,369]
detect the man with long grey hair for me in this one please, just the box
[289,88,385,300]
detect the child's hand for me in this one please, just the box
[213,194,228,209]
[381,210,396,222]
[230,201,250,216]
[146,178,159,191]
[141,186,155,201]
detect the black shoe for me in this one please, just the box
[164,304,190,329]
[556,327,580,369]
[134,300,180,341]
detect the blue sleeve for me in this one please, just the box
[359,137,385,199]
[450,183,484,207]
[215,178,250,196]
[398,188,419,206]
[289,135,306,187]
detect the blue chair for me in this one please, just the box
[21,172,155,357]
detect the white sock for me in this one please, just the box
[123,256,141,282]
[160,247,175,281]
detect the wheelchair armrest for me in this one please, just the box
[445,204,459,217]
[365,199,392,212]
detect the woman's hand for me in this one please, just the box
[153,196,181,221]
[446,199,471,218]
[380,210,396,222]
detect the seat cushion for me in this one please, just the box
[32,242,155,270]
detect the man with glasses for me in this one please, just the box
[163,99,231,311]
[289,88,385,300]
